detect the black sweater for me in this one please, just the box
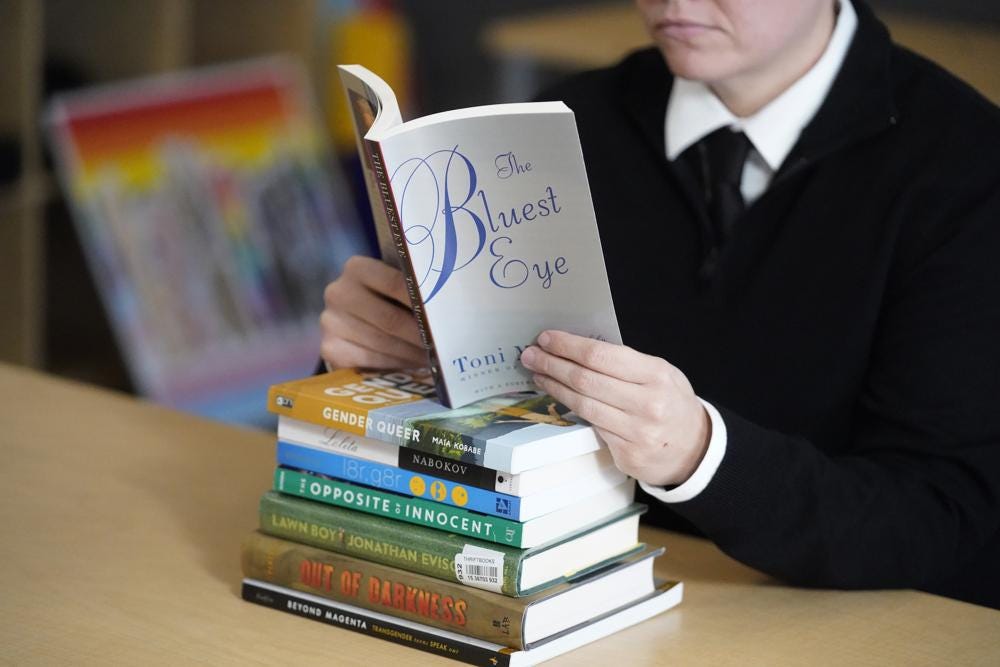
[539,2,1000,608]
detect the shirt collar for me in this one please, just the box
[666,0,858,170]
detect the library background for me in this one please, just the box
[2,0,998,427]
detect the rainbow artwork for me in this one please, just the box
[46,58,367,426]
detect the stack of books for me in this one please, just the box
[240,368,683,665]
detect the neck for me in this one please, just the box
[711,4,837,117]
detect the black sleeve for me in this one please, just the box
[669,186,1000,608]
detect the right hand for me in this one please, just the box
[320,256,427,370]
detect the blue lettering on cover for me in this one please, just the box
[389,145,565,302]
[495,151,532,179]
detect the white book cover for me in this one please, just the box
[276,414,621,497]
[242,578,683,666]
[339,65,621,408]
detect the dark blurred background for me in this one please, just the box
[1,0,997,421]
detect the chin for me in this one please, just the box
[658,44,735,83]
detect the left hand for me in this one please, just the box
[519,330,711,487]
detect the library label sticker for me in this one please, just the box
[454,545,505,593]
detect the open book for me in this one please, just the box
[338,65,621,408]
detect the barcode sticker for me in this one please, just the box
[454,545,505,594]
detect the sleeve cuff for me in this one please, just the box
[638,398,728,503]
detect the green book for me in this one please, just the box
[241,531,663,650]
[273,467,636,549]
[260,490,646,596]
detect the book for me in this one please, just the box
[242,578,683,667]
[240,531,663,649]
[338,64,621,408]
[259,490,646,596]
[274,467,638,549]
[277,413,619,496]
[276,440,628,521]
[268,369,604,473]
[45,57,367,426]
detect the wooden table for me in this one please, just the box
[1,363,997,665]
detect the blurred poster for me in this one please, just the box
[46,58,368,427]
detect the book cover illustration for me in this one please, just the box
[45,57,368,425]
[268,370,604,473]
[339,64,621,408]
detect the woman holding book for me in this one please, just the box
[320,0,1000,610]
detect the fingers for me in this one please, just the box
[534,330,653,383]
[321,336,426,371]
[523,329,711,488]
[530,371,636,441]
[520,344,643,412]
[324,272,424,349]
[320,255,427,370]
[320,309,427,368]
[344,255,411,306]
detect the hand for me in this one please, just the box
[519,330,710,487]
[320,256,427,370]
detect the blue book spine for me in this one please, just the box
[276,440,524,520]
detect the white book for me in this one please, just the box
[268,369,612,474]
[243,574,682,666]
[277,414,625,499]
[517,479,635,549]
[338,64,621,409]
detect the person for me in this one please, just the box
[320,0,1000,609]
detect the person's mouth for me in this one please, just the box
[653,19,717,41]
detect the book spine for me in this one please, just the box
[270,401,496,468]
[274,467,526,547]
[241,580,515,667]
[365,138,451,406]
[277,441,523,519]
[278,416,513,493]
[259,491,522,595]
[268,384,370,437]
[397,447,509,494]
[241,532,526,647]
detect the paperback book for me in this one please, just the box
[338,64,621,408]
[242,578,683,667]
[258,490,645,596]
[240,531,663,649]
[277,414,619,496]
[273,467,637,549]
[276,440,627,520]
[268,369,604,473]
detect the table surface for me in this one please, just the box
[1,362,998,665]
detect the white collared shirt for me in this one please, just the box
[665,0,858,205]
[640,0,858,504]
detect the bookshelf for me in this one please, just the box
[0,0,321,373]
[0,0,44,368]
